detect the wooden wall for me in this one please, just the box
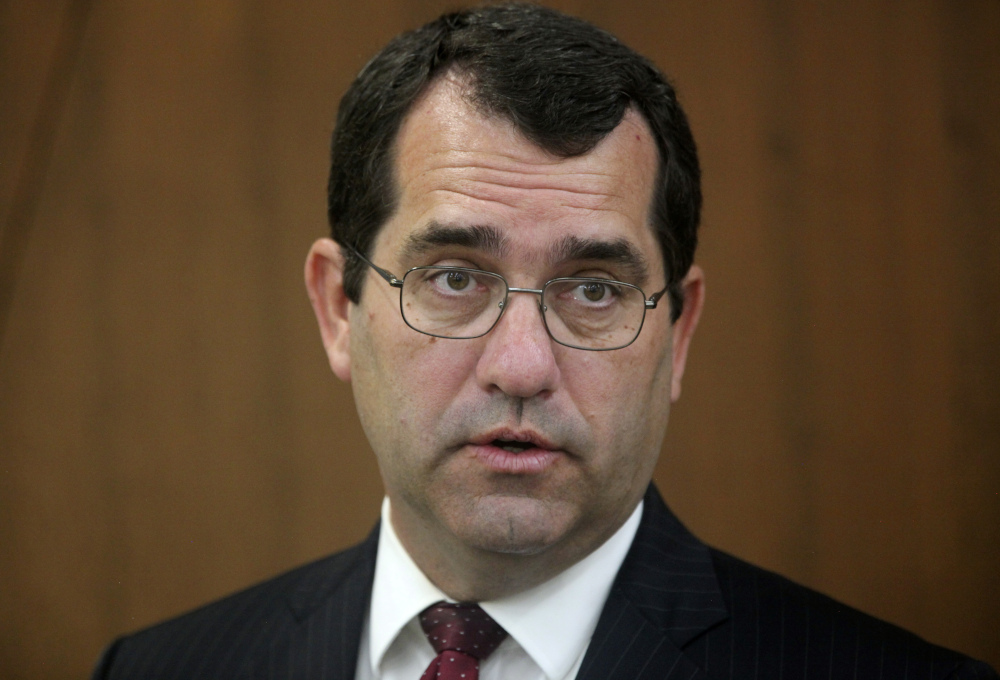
[2,1,997,676]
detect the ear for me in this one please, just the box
[305,238,353,382]
[669,265,705,403]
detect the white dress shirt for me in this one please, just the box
[355,497,643,680]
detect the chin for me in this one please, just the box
[453,494,573,556]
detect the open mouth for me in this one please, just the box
[492,439,534,453]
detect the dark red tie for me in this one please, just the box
[419,602,509,680]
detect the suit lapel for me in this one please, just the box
[577,486,728,680]
[245,525,380,680]
[577,588,707,680]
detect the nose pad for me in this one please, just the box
[494,290,549,339]
[498,293,545,318]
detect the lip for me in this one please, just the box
[467,428,563,474]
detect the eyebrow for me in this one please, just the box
[401,222,509,260]
[401,222,649,283]
[550,235,650,284]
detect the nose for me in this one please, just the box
[475,291,560,399]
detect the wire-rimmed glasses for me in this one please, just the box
[345,243,668,351]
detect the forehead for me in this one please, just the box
[382,77,661,272]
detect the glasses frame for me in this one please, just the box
[344,243,669,351]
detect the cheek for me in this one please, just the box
[400,338,479,400]
[565,338,673,450]
[357,327,479,435]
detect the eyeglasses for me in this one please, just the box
[345,244,669,351]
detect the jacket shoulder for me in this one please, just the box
[688,548,997,679]
[92,537,376,680]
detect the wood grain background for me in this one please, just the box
[2,1,997,677]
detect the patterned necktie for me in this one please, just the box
[419,601,509,680]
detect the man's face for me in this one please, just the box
[308,77,702,583]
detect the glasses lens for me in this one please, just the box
[401,267,507,338]
[542,278,645,350]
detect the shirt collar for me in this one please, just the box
[368,497,643,680]
[367,497,446,674]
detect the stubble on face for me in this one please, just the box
[345,76,674,599]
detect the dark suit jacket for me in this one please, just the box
[93,486,997,679]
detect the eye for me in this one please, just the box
[444,270,470,291]
[581,281,608,302]
[426,268,484,296]
[570,280,623,305]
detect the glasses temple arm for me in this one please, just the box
[343,243,403,288]
[644,285,669,309]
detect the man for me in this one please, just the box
[93,5,997,679]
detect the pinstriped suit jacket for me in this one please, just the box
[93,486,997,679]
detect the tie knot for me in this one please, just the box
[419,602,508,660]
